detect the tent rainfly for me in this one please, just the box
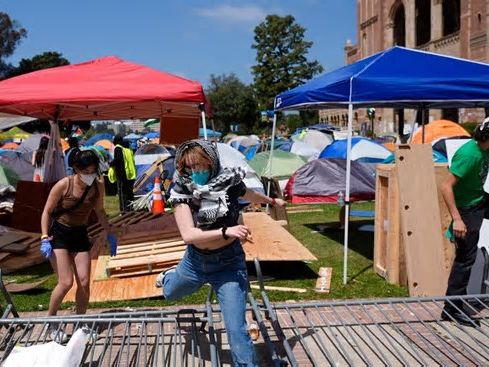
[274,46,489,284]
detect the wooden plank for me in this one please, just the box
[249,284,307,293]
[107,262,180,278]
[114,244,186,260]
[117,239,184,253]
[5,279,47,293]
[395,145,447,296]
[241,212,317,261]
[107,250,186,270]
[0,232,30,248]
[93,254,111,281]
[119,232,181,247]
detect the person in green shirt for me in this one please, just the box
[441,118,489,327]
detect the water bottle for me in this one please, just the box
[337,191,345,206]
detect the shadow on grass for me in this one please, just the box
[304,220,375,260]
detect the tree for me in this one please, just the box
[9,51,69,77]
[0,12,27,78]
[206,73,257,134]
[252,15,323,111]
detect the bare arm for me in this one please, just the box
[93,179,112,233]
[174,203,249,249]
[440,172,466,238]
[41,179,67,236]
[242,188,286,207]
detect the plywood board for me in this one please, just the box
[64,259,163,302]
[241,212,317,261]
[0,232,30,248]
[5,278,47,293]
[395,145,447,296]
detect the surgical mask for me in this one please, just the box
[79,173,97,186]
[191,170,210,186]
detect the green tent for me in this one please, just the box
[0,163,20,187]
[0,126,31,140]
[248,150,307,179]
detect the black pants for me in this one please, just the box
[117,178,135,213]
[445,199,489,309]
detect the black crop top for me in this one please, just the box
[190,181,247,230]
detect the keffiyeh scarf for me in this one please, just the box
[168,140,245,227]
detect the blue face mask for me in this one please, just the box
[191,170,210,185]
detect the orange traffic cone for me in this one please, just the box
[34,173,41,182]
[151,176,164,214]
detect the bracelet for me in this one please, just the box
[41,235,49,240]
[271,198,277,206]
[221,225,229,240]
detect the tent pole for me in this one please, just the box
[199,103,208,140]
[266,113,277,212]
[343,103,354,285]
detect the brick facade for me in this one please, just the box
[319,0,489,134]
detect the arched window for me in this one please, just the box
[443,0,461,36]
[415,0,431,46]
[393,2,406,46]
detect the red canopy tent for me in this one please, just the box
[0,56,207,120]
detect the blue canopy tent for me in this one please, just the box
[199,128,222,138]
[274,46,489,284]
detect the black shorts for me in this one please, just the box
[50,220,91,253]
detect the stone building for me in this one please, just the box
[320,0,488,134]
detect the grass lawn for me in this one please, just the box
[4,197,407,312]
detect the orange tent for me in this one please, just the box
[411,119,470,144]
[60,138,69,151]
[94,139,114,151]
[1,142,18,150]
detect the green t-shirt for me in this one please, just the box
[450,139,489,208]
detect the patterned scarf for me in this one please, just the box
[168,140,245,227]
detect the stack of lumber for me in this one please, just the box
[0,227,44,273]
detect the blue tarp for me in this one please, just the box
[144,132,159,139]
[199,128,222,138]
[275,46,489,110]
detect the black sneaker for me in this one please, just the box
[441,307,481,327]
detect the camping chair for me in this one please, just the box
[260,176,289,228]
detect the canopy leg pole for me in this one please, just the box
[266,113,277,212]
[343,103,354,285]
[199,103,208,141]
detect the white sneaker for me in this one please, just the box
[50,328,68,343]
[155,265,177,288]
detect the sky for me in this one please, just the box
[2,0,356,88]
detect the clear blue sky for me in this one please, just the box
[2,0,356,87]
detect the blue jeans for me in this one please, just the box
[163,240,257,367]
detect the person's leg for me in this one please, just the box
[116,179,125,213]
[127,179,135,204]
[162,248,204,300]
[208,244,256,366]
[71,251,91,314]
[48,249,74,316]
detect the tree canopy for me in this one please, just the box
[206,73,257,134]
[251,15,323,111]
[0,12,27,78]
[9,51,70,77]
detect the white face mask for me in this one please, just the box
[79,173,97,186]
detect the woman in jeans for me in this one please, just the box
[156,139,285,366]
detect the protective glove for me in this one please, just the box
[40,238,53,259]
[107,233,118,257]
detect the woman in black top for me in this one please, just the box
[155,139,285,367]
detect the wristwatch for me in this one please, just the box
[221,225,229,240]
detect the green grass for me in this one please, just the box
[4,200,407,312]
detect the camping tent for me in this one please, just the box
[84,132,114,147]
[279,141,321,161]
[411,119,470,144]
[0,149,34,181]
[0,163,19,187]
[284,159,376,204]
[0,113,36,130]
[0,127,31,140]
[124,133,142,140]
[199,128,222,138]
[319,137,391,163]
[248,150,307,191]
[275,46,489,283]
[291,129,333,152]
[1,142,19,150]
[216,143,264,193]
[18,134,50,153]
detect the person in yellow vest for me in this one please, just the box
[110,135,136,213]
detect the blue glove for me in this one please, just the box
[107,233,117,257]
[40,239,52,259]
